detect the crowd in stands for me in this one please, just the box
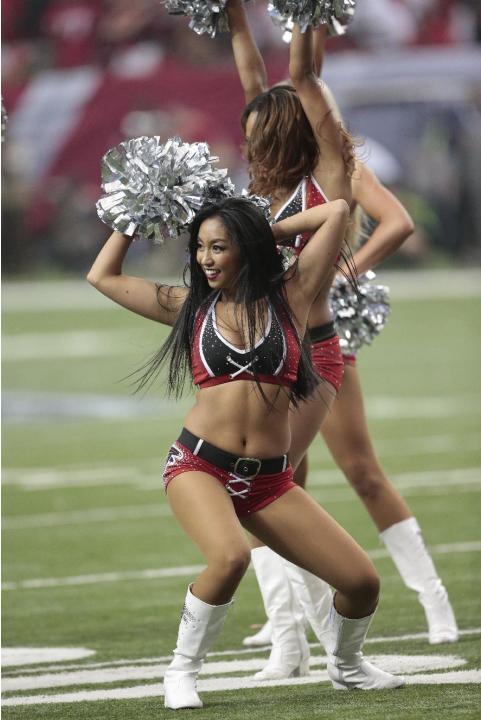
[3,1,480,89]
[2,1,481,273]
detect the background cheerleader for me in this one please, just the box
[222,1,458,677]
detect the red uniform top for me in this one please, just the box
[191,292,301,389]
[275,175,328,256]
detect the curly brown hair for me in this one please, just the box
[241,84,355,197]
[241,85,319,197]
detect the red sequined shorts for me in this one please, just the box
[342,353,357,366]
[310,334,345,393]
[162,442,296,517]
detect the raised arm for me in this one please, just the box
[289,25,351,203]
[86,231,187,325]
[312,27,326,76]
[347,163,415,275]
[226,0,268,103]
[273,199,349,308]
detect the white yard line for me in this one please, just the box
[2,391,189,423]
[1,648,96,668]
[368,540,481,560]
[365,396,481,419]
[2,665,481,706]
[3,391,481,424]
[2,541,480,592]
[308,466,481,490]
[3,629,481,675]
[1,565,206,591]
[3,436,480,492]
[1,655,467,692]
[3,467,480,531]
[2,504,174,531]
[3,271,481,313]
[2,331,137,361]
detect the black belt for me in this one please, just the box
[306,321,336,344]
[179,428,288,479]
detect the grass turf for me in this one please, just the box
[2,279,481,718]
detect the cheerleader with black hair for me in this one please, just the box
[88,192,405,709]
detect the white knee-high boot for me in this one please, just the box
[380,517,458,644]
[164,585,232,709]
[282,559,333,651]
[327,605,405,690]
[242,619,272,647]
[250,546,310,680]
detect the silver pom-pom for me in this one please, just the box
[1,99,7,143]
[268,0,356,38]
[161,1,232,38]
[240,190,272,223]
[96,136,235,243]
[329,271,391,354]
[278,245,297,272]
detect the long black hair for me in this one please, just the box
[134,197,319,405]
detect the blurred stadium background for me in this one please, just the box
[2,0,481,274]
[2,1,481,717]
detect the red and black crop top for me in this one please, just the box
[191,292,301,389]
[275,175,328,256]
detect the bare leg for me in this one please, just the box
[164,471,251,709]
[243,488,405,690]
[243,382,337,654]
[243,486,379,618]
[321,363,411,531]
[321,364,458,643]
[167,471,251,603]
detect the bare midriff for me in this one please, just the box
[183,381,292,458]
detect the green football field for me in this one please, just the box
[2,272,481,719]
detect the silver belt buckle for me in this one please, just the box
[233,457,262,479]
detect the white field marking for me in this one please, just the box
[2,466,150,490]
[3,467,480,531]
[309,483,481,504]
[3,392,481,425]
[1,648,96,668]
[3,271,481,313]
[3,662,481,707]
[308,466,481,490]
[3,280,126,312]
[2,392,189,423]
[2,503,174,530]
[3,467,153,490]
[2,330,139,361]
[3,629,481,678]
[3,542,480,592]
[366,433,481,457]
[4,436,480,492]
[1,565,206,591]
[368,540,481,560]
[0,655,467,693]
[404,670,481,685]
[365,395,481,419]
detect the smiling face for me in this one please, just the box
[196,215,243,293]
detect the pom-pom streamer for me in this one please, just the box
[240,189,272,223]
[161,1,241,37]
[268,0,356,38]
[96,136,234,243]
[329,271,391,354]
